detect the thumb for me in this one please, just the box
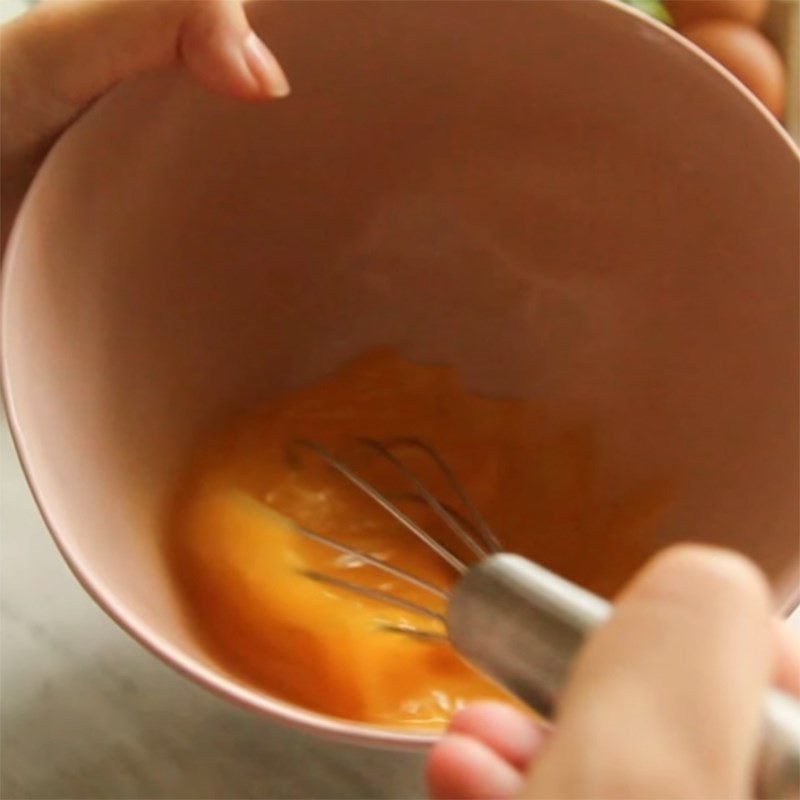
[2,0,288,154]
[523,545,772,799]
[1,0,288,251]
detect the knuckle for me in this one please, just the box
[646,543,770,610]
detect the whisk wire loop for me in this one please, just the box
[372,436,503,555]
[301,569,447,624]
[291,439,467,574]
[282,437,508,634]
[355,437,489,561]
[375,436,503,555]
[286,519,448,599]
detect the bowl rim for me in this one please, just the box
[2,0,798,750]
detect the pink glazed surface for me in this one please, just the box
[2,0,798,747]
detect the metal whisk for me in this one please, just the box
[284,437,799,800]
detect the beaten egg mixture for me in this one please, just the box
[168,350,670,727]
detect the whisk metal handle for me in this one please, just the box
[448,553,800,800]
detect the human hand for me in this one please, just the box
[428,545,800,799]
[0,0,288,252]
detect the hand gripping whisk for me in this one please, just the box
[286,438,799,799]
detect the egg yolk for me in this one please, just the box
[168,350,672,727]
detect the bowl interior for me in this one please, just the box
[3,0,798,745]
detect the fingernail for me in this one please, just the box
[243,31,290,98]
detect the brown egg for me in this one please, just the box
[682,19,786,117]
[665,0,769,27]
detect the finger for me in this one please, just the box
[447,701,547,770]
[2,0,287,155]
[1,0,289,253]
[523,545,772,800]
[427,733,524,800]
[773,618,800,697]
[180,0,289,100]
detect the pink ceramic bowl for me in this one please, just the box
[3,0,798,748]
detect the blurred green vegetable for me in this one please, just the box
[618,0,673,25]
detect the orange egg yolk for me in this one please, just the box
[168,350,671,727]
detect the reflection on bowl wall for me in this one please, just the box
[2,0,798,748]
